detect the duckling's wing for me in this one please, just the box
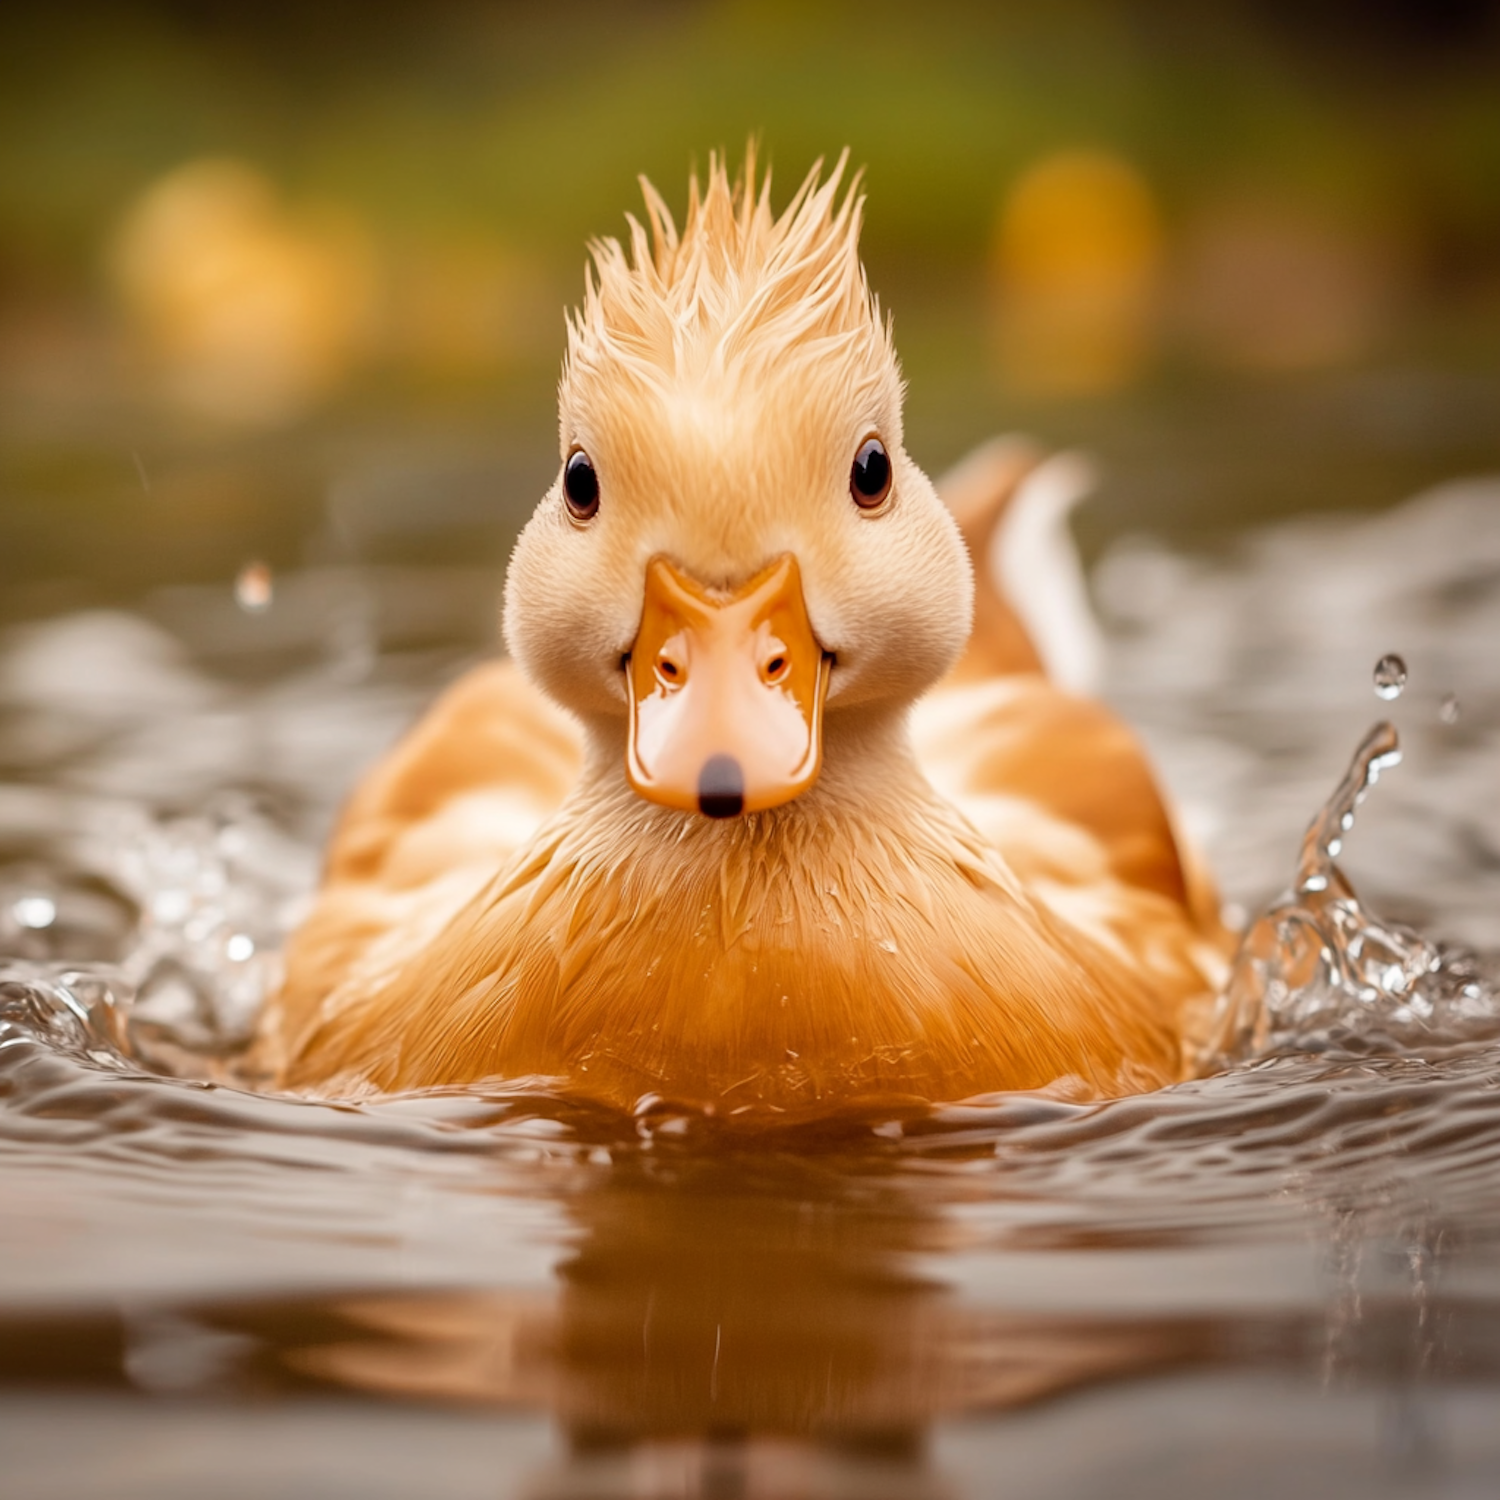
[321,659,581,888]
[914,674,1230,1009]
[917,675,1187,905]
[933,437,1214,927]
[258,660,583,1073]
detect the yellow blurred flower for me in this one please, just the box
[109,159,378,425]
[991,150,1163,397]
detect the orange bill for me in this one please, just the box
[625,554,831,818]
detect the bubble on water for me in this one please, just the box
[1439,693,1461,725]
[225,933,255,962]
[1373,653,1407,700]
[234,561,274,614]
[13,895,57,930]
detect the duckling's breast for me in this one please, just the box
[276,782,1193,1112]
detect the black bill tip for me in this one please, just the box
[697,754,745,818]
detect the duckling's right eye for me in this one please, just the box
[563,450,600,520]
[850,436,892,510]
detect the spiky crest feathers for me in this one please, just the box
[561,147,896,417]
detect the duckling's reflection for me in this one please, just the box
[295,1146,1200,1458]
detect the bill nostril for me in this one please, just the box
[762,654,788,683]
[698,754,745,818]
[657,655,683,683]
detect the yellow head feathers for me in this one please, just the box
[562,148,896,412]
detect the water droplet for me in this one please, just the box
[1373,653,1407,700]
[13,895,57,930]
[235,561,273,613]
[1440,693,1461,725]
[225,933,255,962]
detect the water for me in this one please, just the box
[2,478,1500,1497]
[1373,655,1408,701]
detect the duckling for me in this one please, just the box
[252,150,1229,1113]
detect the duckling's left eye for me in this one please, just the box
[850,437,892,510]
[563,449,600,521]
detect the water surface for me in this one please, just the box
[3,477,1500,1498]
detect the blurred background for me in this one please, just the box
[1,0,1497,636]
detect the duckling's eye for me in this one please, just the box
[563,449,600,521]
[850,437,892,510]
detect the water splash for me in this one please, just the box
[1373,653,1407,701]
[1440,692,1461,725]
[0,962,131,1071]
[1211,722,1500,1065]
[0,794,308,1077]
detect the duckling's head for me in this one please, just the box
[505,148,972,817]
